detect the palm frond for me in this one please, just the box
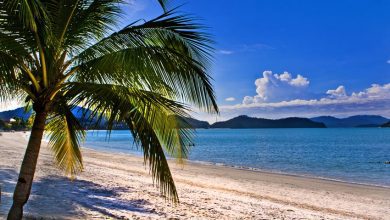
[62,82,193,200]
[0,32,32,58]
[0,51,30,101]
[3,0,48,32]
[0,5,39,77]
[76,9,213,65]
[157,0,170,12]
[71,10,217,113]
[43,0,123,53]
[126,110,180,202]
[46,103,85,177]
[1,0,54,88]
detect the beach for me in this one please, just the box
[0,132,389,219]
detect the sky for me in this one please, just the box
[158,0,390,122]
[2,0,390,122]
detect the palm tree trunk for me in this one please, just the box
[7,111,48,220]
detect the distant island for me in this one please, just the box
[210,115,326,128]
[182,115,390,129]
[310,115,389,128]
[0,107,32,121]
[176,116,210,129]
[2,107,390,130]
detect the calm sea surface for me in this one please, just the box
[83,128,390,187]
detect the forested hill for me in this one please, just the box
[210,115,326,128]
[311,115,389,127]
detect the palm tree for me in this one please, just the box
[0,0,218,219]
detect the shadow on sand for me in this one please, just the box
[0,169,159,218]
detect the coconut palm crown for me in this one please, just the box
[0,0,218,219]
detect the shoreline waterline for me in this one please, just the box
[80,144,390,189]
[81,128,390,188]
[35,129,390,188]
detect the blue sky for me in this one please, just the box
[123,0,390,121]
[2,0,390,121]
[148,0,390,118]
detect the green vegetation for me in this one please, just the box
[0,0,217,218]
[0,117,31,131]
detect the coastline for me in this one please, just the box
[186,160,390,189]
[84,145,390,189]
[1,132,389,219]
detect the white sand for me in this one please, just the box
[0,132,389,219]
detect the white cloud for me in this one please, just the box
[215,83,390,120]
[217,50,234,55]
[225,97,236,102]
[243,71,311,104]
[274,72,291,82]
[348,83,390,102]
[326,85,347,98]
[289,74,310,87]
[196,74,390,122]
[243,96,254,105]
[253,70,272,101]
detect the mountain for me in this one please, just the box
[176,117,210,129]
[210,115,326,128]
[0,106,104,127]
[0,107,91,121]
[0,108,32,121]
[2,108,387,129]
[0,107,210,129]
[311,115,389,127]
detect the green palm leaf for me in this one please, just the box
[46,103,85,177]
[65,82,193,157]
[126,110,181,202]
[72,10,217,112]
[62,82,194,201]
[3,0,48,32]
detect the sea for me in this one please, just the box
[83,128,390,187]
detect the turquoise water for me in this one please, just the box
[83,128,390,187]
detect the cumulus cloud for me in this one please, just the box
[243,71,310,104]
[326,85,347,98]
[274,72,291,82]
[225,97,236,102]
[215,83,390,120]
[188,83,390,123]
[242,96,254,105]
[290,74,310,86]
[197,70,390,122]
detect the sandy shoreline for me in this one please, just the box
[179,159,390,189]
[0,132,389,219]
